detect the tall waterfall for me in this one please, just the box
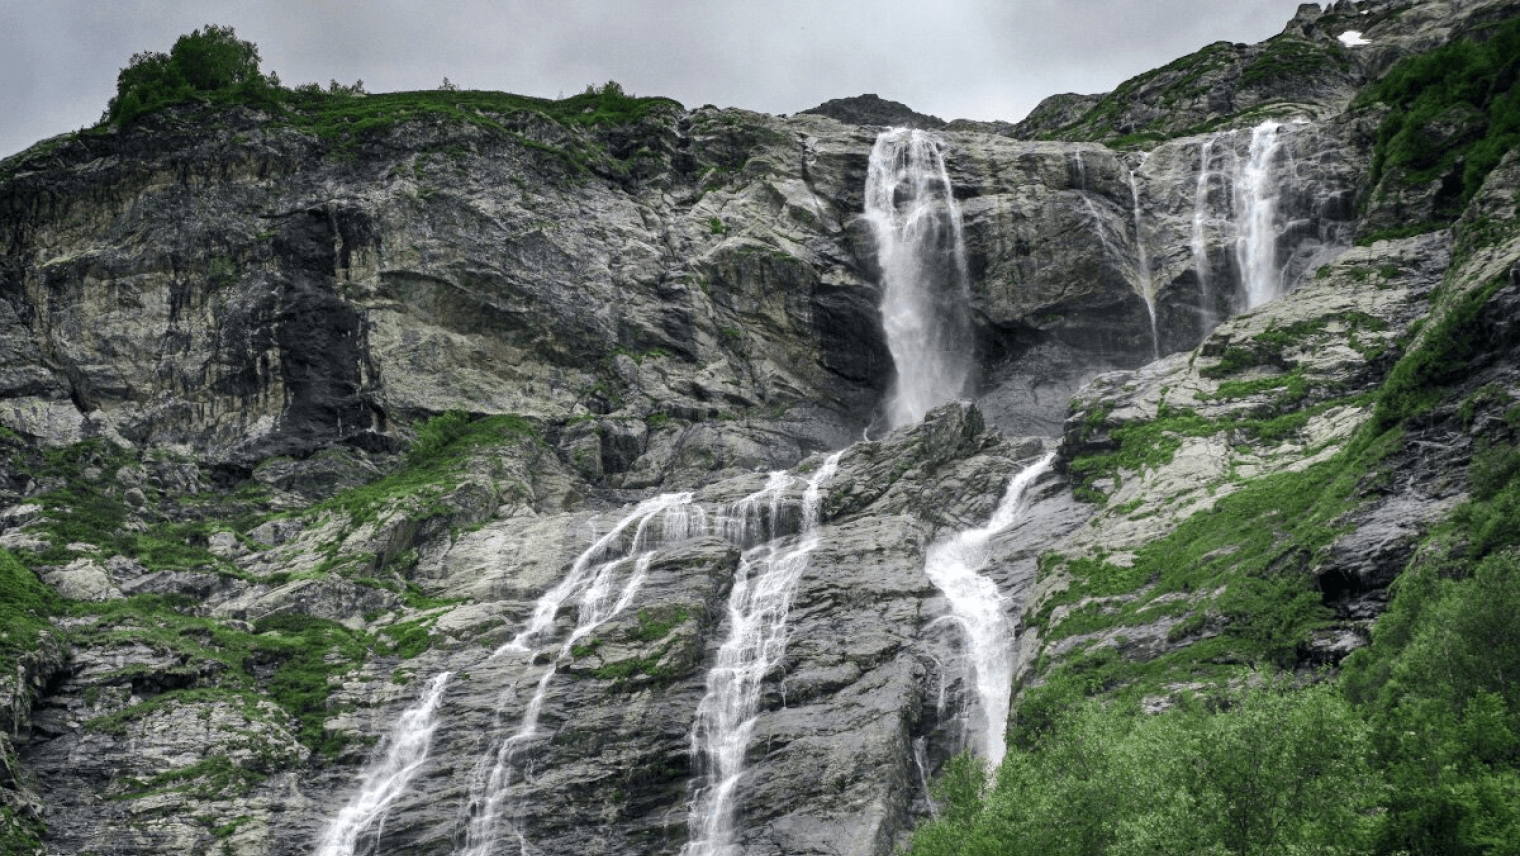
[866,128,973,429]
[1232,121,1287,309]
[924,453,1054,770]
[681,451,843,856]
[315,671,453,856]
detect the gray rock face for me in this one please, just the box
[798,94,947,129]
[0,71,1365,464]
[0,1,1512,854]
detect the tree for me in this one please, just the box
[105,24,270,125]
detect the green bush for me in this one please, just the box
[106,25,276,125]
[0,547,59,664]
[913,685,1380,856]
[1363,16,1520,218]
[1342,547,1520,856]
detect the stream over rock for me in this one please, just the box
[3,1,1517,853]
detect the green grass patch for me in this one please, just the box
[1238,35,1352,89]
[72,598,378,756]
[115,754,266,801]
[306,411,538,546]
[1370,276,1502,433]
[252,612,373,756]
[630,606,690,642]
[0,546,60,695]
[1359,15,1520,222]
[378,613,439,659]
[86,686,276,736]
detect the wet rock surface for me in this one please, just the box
[0,2,1516,854]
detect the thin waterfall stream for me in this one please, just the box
[1191,137,1217,329]
[456,489,731,856]
[1233,121,1287,309]
[315,671,453,856]
[1124,159,1160,360]
[456,469,822,856]
[923,453,1055,770]
[681,451,843,856]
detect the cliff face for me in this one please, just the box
[0,1,1517,854]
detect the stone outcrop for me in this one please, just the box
[798,94,946,130]
[1011,0,1520,145]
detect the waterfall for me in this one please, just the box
[1073,152,1128,270]
[923,452,1054,771]
[1192,137,1217,329]
[315,671,453,856]
[1233,121,1287,309]
[866,128,974,429]
[1125,160,1160,360]
[492,491,700,658]
[681,451,843,856]
[459,491,709,856]
[458,475,801,856]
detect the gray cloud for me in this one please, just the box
[2,0,1314,158]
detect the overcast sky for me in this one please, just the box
[2,0,1317,159]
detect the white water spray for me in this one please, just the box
[460,491,711,856]
[923,453,1054,770]
[866,128,973,428]
[681,451,843,856]
[1233,121,1287,309]
[1125,161,1160,360]
[459,474,803,856]
[316,671,453,856]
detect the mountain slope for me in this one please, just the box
[0,2,1517,855]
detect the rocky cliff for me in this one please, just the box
[0,1,1518,854]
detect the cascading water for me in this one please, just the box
[459,491,709,856]
[1125,160,1160,360]
[315,671,453,856]
[458,476,801,856]
[681,451,843,856]
[1073,152,1128,268]
[1191,137,1217,329]
[923,452,1054,771]
[866,128,974,429]
[1233,121,1287,309]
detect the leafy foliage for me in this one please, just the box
[1362,16,1520,221]
[913,684,1380,856]
[106,25,277,125]
[0,547,60,675]
[1341,546,1520,856]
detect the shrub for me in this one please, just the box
[105,25,274,125]
[1362,16,1520,218]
